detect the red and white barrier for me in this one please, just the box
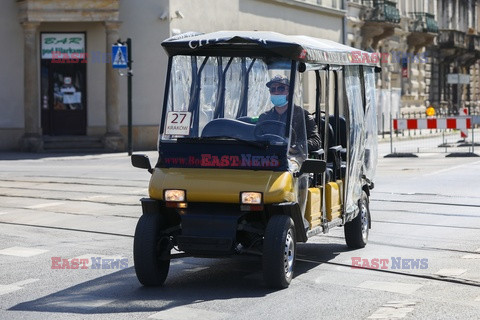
[393,117,472,130]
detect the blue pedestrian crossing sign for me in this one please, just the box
[112,44,128,69]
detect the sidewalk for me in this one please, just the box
[0,150,158,161]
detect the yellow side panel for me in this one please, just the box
[336,179,344,203]
[326,182,342,221]
[149,168,294,204]
[306,188,322,228]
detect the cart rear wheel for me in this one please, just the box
[344,191,370,248]
[262,215,296,289]
[133,213,171,286]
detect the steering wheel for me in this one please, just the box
[255,120,300,145]
[254,120,287,143]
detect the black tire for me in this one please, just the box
[262,215,296,289]
[344,191,370,249]
[133,213,171,286]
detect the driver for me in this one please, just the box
[258,75,322,153]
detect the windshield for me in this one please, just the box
[160,56,295,146]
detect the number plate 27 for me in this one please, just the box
[164,111,192,135]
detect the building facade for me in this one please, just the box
[3,0,478,152]
[0,0,345,152]
[430,0,480,115]
[347,0,439,129]
[347,0,480,125]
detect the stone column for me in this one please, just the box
[20,22,43,152]
[103,21,125,151]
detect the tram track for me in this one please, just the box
[0,221,135,238]
[0,204,139,218]
[2,216,478,256]
[0,177,146,188]
[372,219,480,230]
[375,208,478,219]
[325,234,480,255]
[372,198,480,208]
[1,220,479,289]
[1,171,479,292]
[3,220,479,256]
[372,190,480,208]
[295,256,480,289]
[374,190,480,200]
[0,194,139,206]
[0,185,147,196]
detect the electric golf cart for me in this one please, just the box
[131,31,378,288]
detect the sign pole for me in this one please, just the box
[127,38,133,156]
[112,40,132,155]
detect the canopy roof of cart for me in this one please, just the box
[161,31,376,66]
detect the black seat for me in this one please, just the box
[315,119,333,182]
[319,118,345,181]
[201,118,255,141]
[329,115,347,149]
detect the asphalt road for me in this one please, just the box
[0,145,479,320]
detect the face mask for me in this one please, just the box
[271,95,288,106]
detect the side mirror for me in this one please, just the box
[131,154,153,174]
[299,159,326,174]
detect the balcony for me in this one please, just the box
[362,0,400,24]
[407,12,438,53]
[437,30,467,49]
[436,30,475,65]
[467,34,480,52]
[360,0,400,49]
[409,13,438,33]
[461,34,480,66]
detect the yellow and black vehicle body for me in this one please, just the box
[146,168,303,254]
[131,31,378,289]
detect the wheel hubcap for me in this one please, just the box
[361,202,369,242]
[284,231,294,278]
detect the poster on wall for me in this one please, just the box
[52,75,84,110]
[41,33,85,60]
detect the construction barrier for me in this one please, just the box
[386,116,478,157]
[393,117,471,131]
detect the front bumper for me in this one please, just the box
[141,199,245,255]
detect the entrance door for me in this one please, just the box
[40,33,87,135]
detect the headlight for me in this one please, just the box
[240,192,262,204]
[164,189,185,202]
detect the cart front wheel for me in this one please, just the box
[133,213,171,286]
[262,215,296,289]
[344,191,370,249]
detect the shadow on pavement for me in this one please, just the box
[10,242,348,315]
[10,256,267,315]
